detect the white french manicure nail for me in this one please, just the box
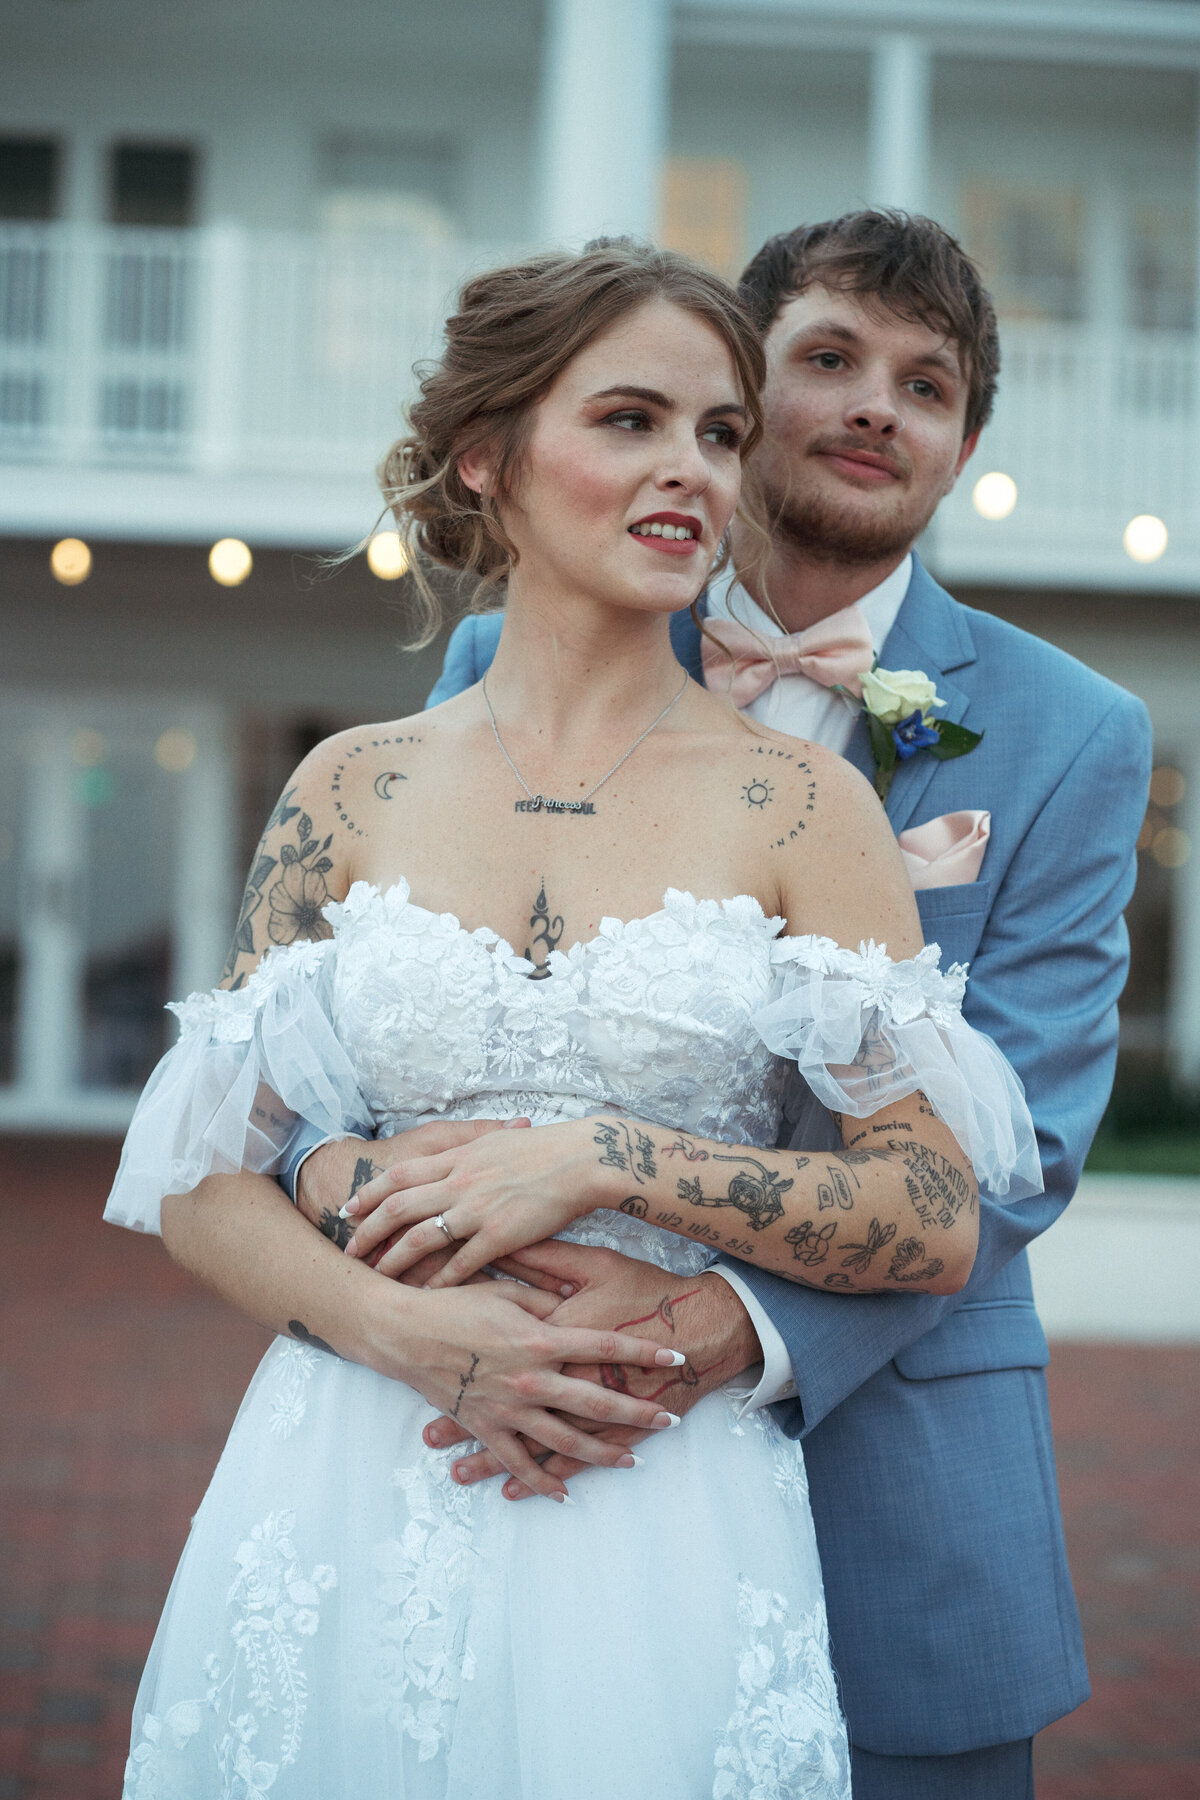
[552,1491,576,1506]
[666,1350,686,1366]
[337,1202,355,1220]
[629,1454,646,1467]
[652,1411,681,1429]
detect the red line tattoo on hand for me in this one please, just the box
[614,1288,702,1335]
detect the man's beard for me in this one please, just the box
[759,461,935,570]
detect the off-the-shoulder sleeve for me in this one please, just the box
[104,940,372,1236]
[754,937,1042,1202]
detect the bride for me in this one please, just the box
[106,241,1039,1800]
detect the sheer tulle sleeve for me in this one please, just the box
[104,939,372,1236]
[754,937,1042,1202]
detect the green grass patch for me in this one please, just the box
[1085,1133,1200,1176]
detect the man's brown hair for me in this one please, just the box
[738,209,999,437]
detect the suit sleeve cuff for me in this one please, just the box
[707,1265,798,1413]
[277,1121,337,1203]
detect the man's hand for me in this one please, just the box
[295,1119,530,1248]
[423,1241,762,1498]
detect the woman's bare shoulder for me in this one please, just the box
[700,717,871,848]
[217,715,435,990]
[303,714,437,829]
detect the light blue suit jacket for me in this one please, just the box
[426,557,1153,1754]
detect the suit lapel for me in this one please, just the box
[855,559,979,832]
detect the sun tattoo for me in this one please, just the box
[742,778,774,809]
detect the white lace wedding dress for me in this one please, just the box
[106,882,1039,1800]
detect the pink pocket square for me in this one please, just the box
[898,810,991,891]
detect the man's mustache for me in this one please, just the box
[805,436,910,480]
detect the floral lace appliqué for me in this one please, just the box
[365,1449,479,1761]
[123,1511,335,1799]
[714,1578,850,1799]
[267,1340,319,1439]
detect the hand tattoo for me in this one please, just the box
[677,1154,793,1232]
[449,1353,480,1419]
[317,1208,353,1250]
[317,1155,382,1248]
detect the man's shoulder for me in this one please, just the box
[927,577,1146,732]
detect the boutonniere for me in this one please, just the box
[852,665,983,802]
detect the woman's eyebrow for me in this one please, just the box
[586,385,746,421]
[586,384,673,407]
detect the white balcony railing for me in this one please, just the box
[2,220,1198,586]
[0,221,486,474]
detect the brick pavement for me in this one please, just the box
[2,1134,1197,1798]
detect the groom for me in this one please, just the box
[265,214,1152,1793]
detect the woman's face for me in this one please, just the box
[468,298,749,619]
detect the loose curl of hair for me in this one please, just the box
[379,240,767,647]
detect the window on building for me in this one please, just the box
[1129,201,1193,333]
[316,134,461,242]
[108,143,196,228]
[961,185,1084,322]
[0,137,60,220]
[661,158,748,281]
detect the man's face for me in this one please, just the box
[754,285,979,566]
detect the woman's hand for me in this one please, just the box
[366,1277,686,1502]
[342,1118,604,1286]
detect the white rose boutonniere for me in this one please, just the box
[845,662,983,802]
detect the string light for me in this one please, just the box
[1123,515,1167,563]
[209,539,253,585]
[1149,767,1185,808]
[155,729,198,773]
[972,473,1017,520]
[51,538,92,584]
[367,532,409,579]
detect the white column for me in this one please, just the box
[170,707,237,1001]
[1167,757,1200,1085]
[61,132,105,223]
[867,35,932,217]
[196,222,249,475]
[15,723,84,1101]
[536,0,670,247]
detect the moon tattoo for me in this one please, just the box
[374,771,405,801]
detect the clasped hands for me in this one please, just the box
[341,1113,614,1284]
[299,1119,759,1501]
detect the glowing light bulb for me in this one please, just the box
[209,538,253,585]
[51,538,92,584]
[972,473,1017,521]
[1149,767,1186,808]
[1123,515,1167,563]
[1151,826,1191,868]
[71,728,105,767]
[367,531,410,579]
[155,729,198,773]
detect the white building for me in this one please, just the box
[1,0,1198,1130]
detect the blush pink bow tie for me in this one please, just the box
[701,604,875,708]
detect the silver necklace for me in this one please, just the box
[482,669,689,816]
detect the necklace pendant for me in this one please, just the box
[514,794,596,816]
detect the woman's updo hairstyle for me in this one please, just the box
[380,239,766,645]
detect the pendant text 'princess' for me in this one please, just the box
[515,795,596,815]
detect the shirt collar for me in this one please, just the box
[707,552,912,657]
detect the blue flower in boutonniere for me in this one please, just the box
[855,664,983,802]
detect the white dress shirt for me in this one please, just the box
[704,554,912,1412]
